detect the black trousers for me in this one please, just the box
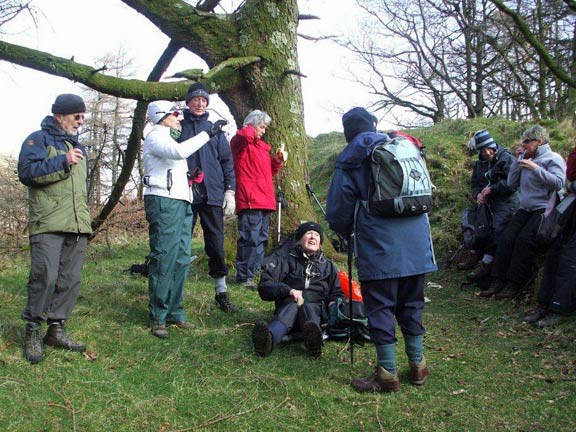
[192,203,229,278]
[537,223,576,314]
[491,208,545,287]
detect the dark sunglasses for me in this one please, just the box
[74,114,85,121]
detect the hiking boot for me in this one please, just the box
[151,323,168,338]
[167,320,195,330]
[252,320,273,357]
[25,322,44,364]
[522,306,549,324]
[243,279,257,290]
[466,262,492,281]
[215,292,239,313]
[536,312,564,328]
[409,356,430,386]
[456,251,481,270]
[302,321,323,358]
[494,282,521,300]
[44,322,85,352]
[351,366,400,393]
[479,278,504,298]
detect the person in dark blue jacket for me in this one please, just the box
[18,94,92,364]
[326,107,437,393]
[180,83,238,313]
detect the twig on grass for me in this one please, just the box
[47,385,86,432]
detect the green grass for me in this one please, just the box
[1,240,575,431]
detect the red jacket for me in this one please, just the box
[230,125,283,213]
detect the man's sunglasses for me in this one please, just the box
[73,114,85,121]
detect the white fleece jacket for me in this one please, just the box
[143,125,210,203]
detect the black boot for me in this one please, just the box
[215,292,239,313]
[25,322,44,364]
[44,322,86,352]
[303,321,323,358]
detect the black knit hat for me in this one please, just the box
[342,107,377,143]
[296,221,324,243]
[185,82,210,105]
[51,94,86,115]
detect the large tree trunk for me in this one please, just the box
[0,0,318,242]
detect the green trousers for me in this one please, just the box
[145,195,193,324]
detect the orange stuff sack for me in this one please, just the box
[338,270,363,301]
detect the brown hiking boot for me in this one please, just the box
[44,322,85,352]
[302,321,323,358]
[479,278,504,298]
[151,323,168,338]
[466,262,492,281]
[494,282,521,300]
[409,356,430,386]
[167,320,196,330]
[252,320,273,357]
[25,322,44,364]
[351,366,400,393]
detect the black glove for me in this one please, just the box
[208,119,228,137]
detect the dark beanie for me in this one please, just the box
[296,221,324,243]
[185,82,210,105]
[342,107,377,143]
[51,94,86,115]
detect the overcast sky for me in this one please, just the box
[0,0,377,157]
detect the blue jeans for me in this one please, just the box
[235,210,270,281]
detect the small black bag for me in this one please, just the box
[537,194,576,244]
[462,204,492,250]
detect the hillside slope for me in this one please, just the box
[307,118,576,263]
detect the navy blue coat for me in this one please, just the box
[180,111,235,206]
[326,131,437,281]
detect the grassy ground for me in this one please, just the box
[0,239,574,432]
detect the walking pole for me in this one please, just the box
[347,233,355,368]
[277,190,284,243]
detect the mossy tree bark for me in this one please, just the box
[0,0,320,241]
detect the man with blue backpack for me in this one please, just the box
[326,107,437,393]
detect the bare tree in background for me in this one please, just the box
[0,155,28,246]
[344,0,576,125]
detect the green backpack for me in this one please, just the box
[327,297,371,343]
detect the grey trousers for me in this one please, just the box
[22,233,88,324]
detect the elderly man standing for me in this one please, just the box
[18,94,92,364]
[179,83,238,313]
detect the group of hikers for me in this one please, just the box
[16,85,575,394]
[458,127,576,328]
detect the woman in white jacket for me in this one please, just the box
[143,100,226,338]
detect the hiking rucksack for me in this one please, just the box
[461,204,492,250]
[367,136,433,217]
[327,297,371,343]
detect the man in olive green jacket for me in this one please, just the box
[18,94,92,364]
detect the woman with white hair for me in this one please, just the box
[230,110,286,288]
[143,100,226,338]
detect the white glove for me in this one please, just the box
[222,190,236,216]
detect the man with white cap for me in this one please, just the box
[143,100,226,338]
